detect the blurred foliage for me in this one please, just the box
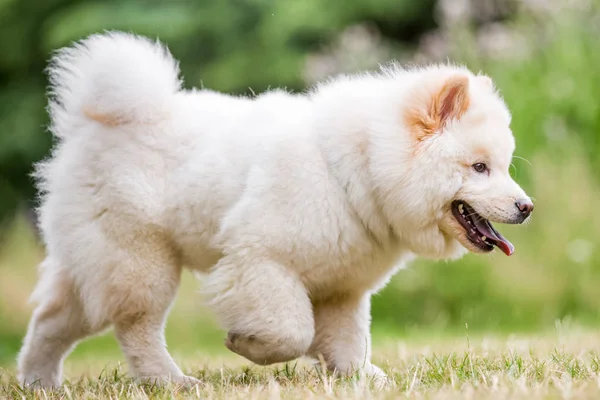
[1,0,600,364]
[0,0,436,225]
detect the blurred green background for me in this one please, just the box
[1,0,599,367]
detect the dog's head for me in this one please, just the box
[373,67,533,259]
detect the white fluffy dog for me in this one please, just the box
[17,32,533,387]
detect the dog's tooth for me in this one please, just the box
[458,204,464,214]
[481,236,487,241]
[471,229,476,234]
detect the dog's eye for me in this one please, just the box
[472,163,487,173]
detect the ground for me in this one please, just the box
[2,328,599,399]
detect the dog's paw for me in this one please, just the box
[137,374,201,388]
[225,332,271,364]
[18,372,61,390]
[173,375,202,388]
[365,364,392,389]
[312,361,391,389]
[225,331,301,365]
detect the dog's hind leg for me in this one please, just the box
[107,231,199,386]
[17,258,108,388]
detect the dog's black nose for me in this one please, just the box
[515,198,534,219]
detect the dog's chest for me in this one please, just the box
[297,239,407,298]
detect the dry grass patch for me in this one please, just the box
[2,329,600,399]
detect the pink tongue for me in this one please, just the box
[492,237,514,256]
[473,218,514,256]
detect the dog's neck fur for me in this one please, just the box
[312,82,402,255]
[311,72,460,261]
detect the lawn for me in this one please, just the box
[2,328,599,399]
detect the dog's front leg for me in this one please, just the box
[205,255,315,365]
[308,293,388,385]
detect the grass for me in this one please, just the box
[2,329,600,399]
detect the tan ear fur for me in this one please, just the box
[404,74,471,141]
[432,75,470,128]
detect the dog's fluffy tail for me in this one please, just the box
[48,31,181,138]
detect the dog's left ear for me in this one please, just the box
[431,75,470,130]
[405,74,470,141]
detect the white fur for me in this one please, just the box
[18,32,531,387]
[47,32,181,137]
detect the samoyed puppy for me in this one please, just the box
[17,32,533,387]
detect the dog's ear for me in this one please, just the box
[431,75,470,129]
[405,74,470,141]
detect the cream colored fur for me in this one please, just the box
[17,32,532,388]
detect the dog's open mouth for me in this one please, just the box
[451,200,514,256]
